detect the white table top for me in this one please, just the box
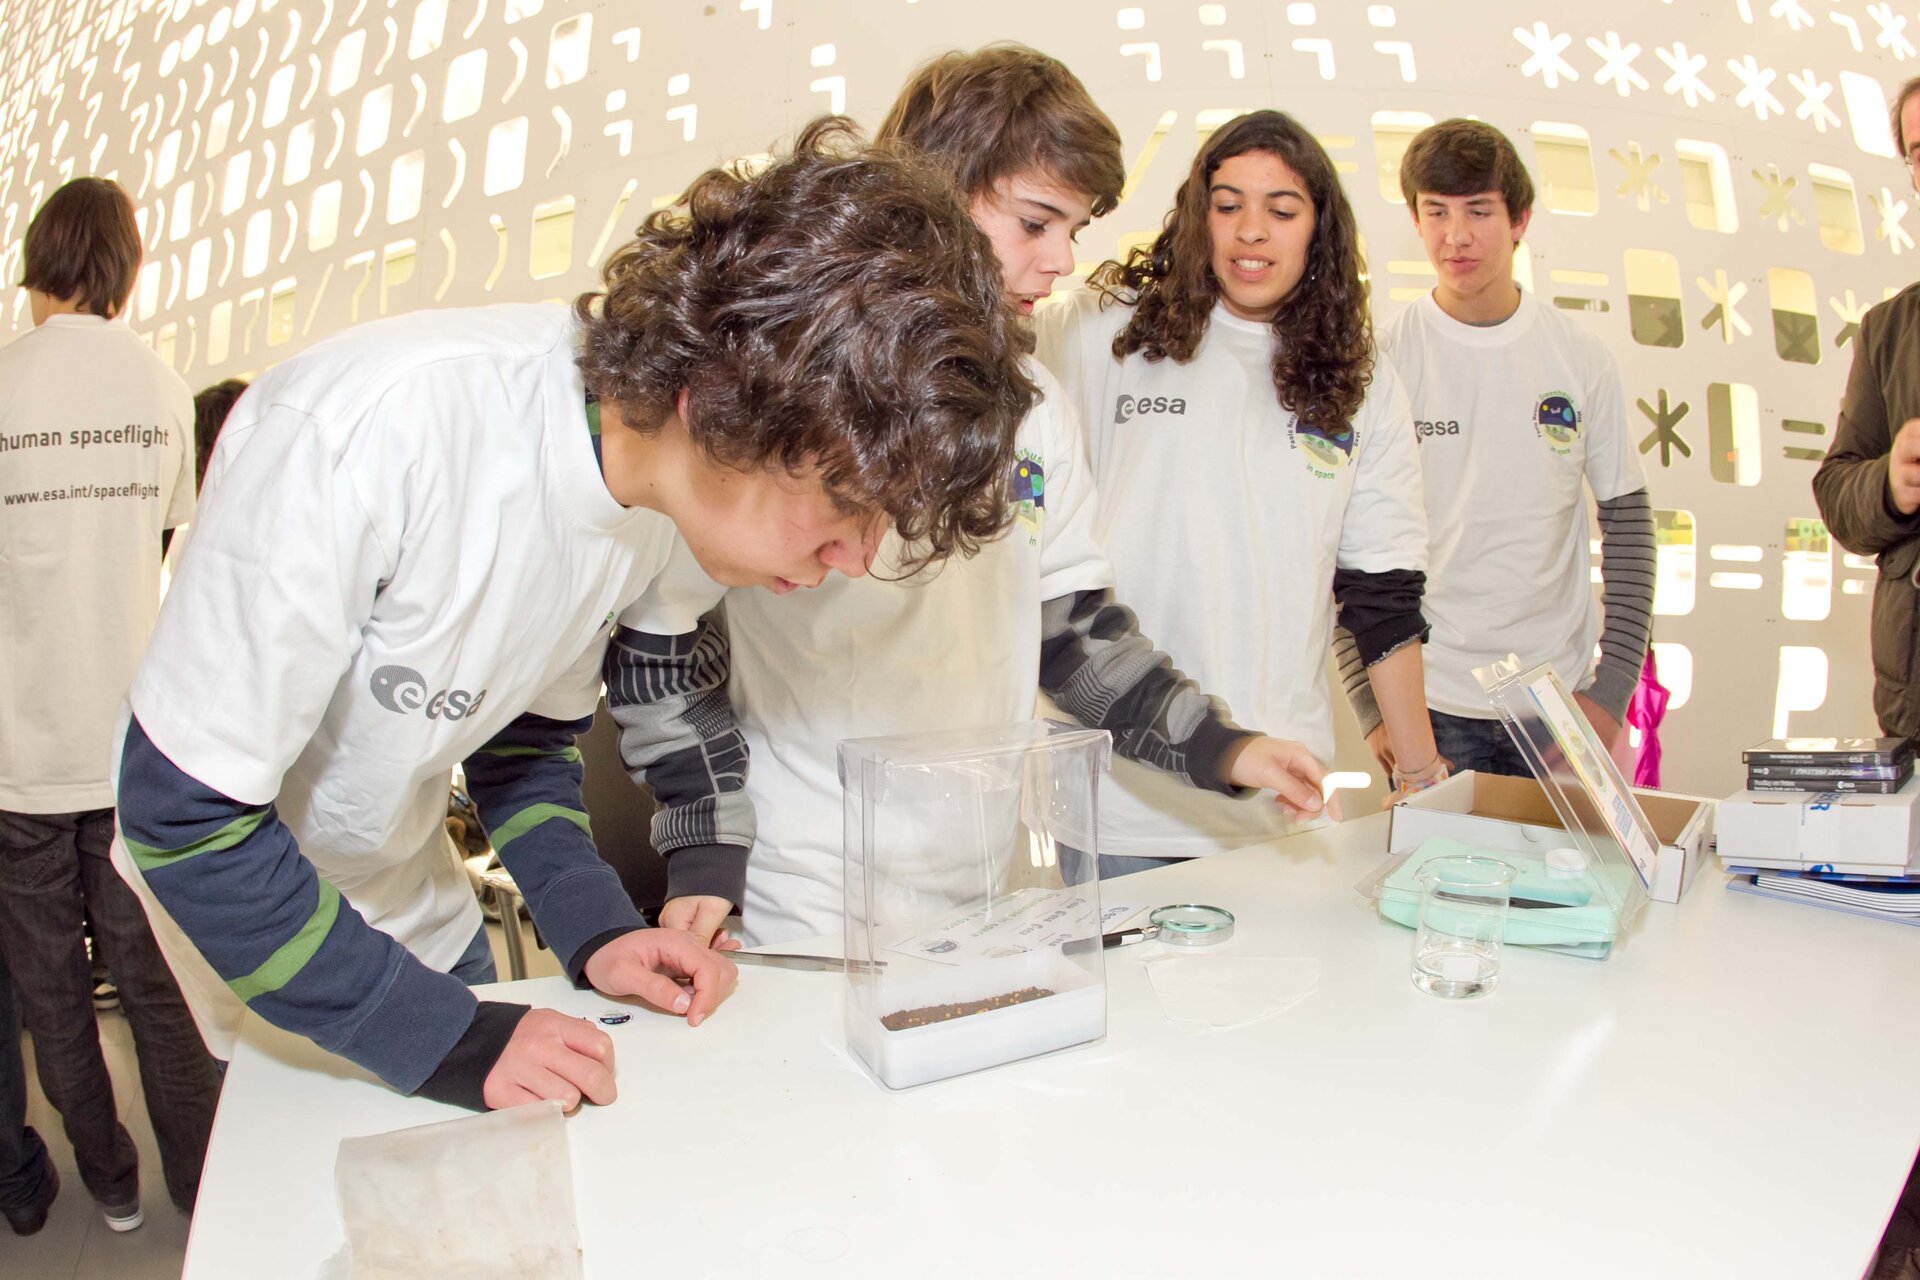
[184,812,1920,1279]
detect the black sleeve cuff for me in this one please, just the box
[1182,717,1257,796]
[1332,568,1431,666]
[662,842,749,911]
[567,925,648,987]
[410,1001,531,1112]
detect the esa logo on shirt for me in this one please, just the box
[1414,419,1460,441]
[369,665,488,720]
[1011,449,1045,542]
[1534,391,1581,456]
[1113,394,1187,425]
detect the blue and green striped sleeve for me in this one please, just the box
[461,712,647,982]
[116,714,481,1095]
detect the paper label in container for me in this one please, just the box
[1522,670,1660,886]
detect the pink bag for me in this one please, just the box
[1608,650,1671,789]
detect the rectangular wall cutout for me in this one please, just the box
[1624,249,1684,348]
[1531,122,1598,215]
[1767,267,1820,364]
[1371,111,1432,205]
[1809,164,1865,254]
[1676,139,1738,233]
[1707,382,1762,486]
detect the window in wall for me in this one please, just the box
[443,48,485,122]
[1840,70,1898,158]
[169,180,195,240]
[206,99,234,158]
[284,119,315,185]
[484,116,527,196]
[546,15,589,88]
[530,195,572,278]
[155,322,178,369]
[207,298,233,366]
[134,260,161,321]
[1651,641,1691,709]
[1768,267,1819,364]
[267,276,295,345]
[186,236,212,299]
[387,149,423,223]
[221,150,251,214]
[1675,139,1738,233]
[505,0,544,20]
[155,129,181,189]
[329,29,365,96]
[1772,645,1828,738]
[381,239,416,313]
[1652,508,1696,616]
[1624,248,1684,348]
[1783,418,1828,463]
[242,206,270,277]
[1809,163,1865,254]
[264,62,296,128]
[1371,110,1432,205]
[357,84,393,156]
[408,0,446,58]
[1782,517,1832,621]
[309,178,342,250]
[1531,121,1598,215]
[1707,382,1762,486]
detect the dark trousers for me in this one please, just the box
[1430,710,1533,780]
[0,808,219,1212]
[0,942,55,1217]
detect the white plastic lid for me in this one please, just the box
[1545,846,1588,877]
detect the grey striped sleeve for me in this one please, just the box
[1332,624,1383,736]
[602,611,754,907]
[1585,487,1656,719]
[1039,589,1251,794]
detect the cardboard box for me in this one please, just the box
[1714,776,1920,874]
[1388,771,1712,905]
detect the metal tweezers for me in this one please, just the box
[726,951,888,973]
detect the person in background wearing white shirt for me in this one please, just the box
[110,121,1037,1116]
[1036,110,1442,867]
[1342,120,1654,777]
[0,177,217,1234]
[611,48,1331,950]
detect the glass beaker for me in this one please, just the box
[1410,854,1516,999]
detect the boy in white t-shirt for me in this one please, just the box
[1,177,216,1232]
[1340,119,1654,776]
[111,122,1039,1112]
[608,49,1331,950]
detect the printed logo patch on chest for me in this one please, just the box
[1534,391,1582,456]
[1011,449,1045,541]
[1288,418,1355,480]
[369,664,488,721]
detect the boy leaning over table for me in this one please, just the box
[109,119,1038,1113]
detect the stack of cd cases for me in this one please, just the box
[1742,737,1914,794]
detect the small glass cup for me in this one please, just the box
[1410,854,1516,999]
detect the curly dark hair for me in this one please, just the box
[575,116,1035,567]
[1088,110,1373,436]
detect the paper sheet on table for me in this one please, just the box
[1144,956,1322,1032]
[328,1099,583,1279]
[888,886,1139,965]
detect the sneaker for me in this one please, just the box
[91,971,120,1011]
[100,1199,143,1232]
[3,1166,57,1236]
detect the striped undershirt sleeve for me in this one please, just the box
[603,611,753,909]
[1331,625,1383,737]
[116,714,481,1095]
[1038,589,1251,794]
[1586,487,1656,719]
[460,712,647,982]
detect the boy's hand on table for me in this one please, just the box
[583,927,738,1027]
[1221,736,1331,822]
[658,895,741,950]
[483,1008,616,1112]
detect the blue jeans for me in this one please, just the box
[449,925,497,986]
[0,808,219,1213]
[1430,711,1532,780]
[0,943,54,1220]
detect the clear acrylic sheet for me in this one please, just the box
[1143,955,1322,1032]
[325,1099,583,1280]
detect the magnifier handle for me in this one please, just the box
[1103,926,1156,948]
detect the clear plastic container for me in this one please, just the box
[838,720,1111,1090]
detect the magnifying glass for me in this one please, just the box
[1100,903,1236,949]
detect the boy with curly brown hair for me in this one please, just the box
[110,119,1034,1113]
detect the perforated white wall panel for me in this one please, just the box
[2,0,1908,796]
